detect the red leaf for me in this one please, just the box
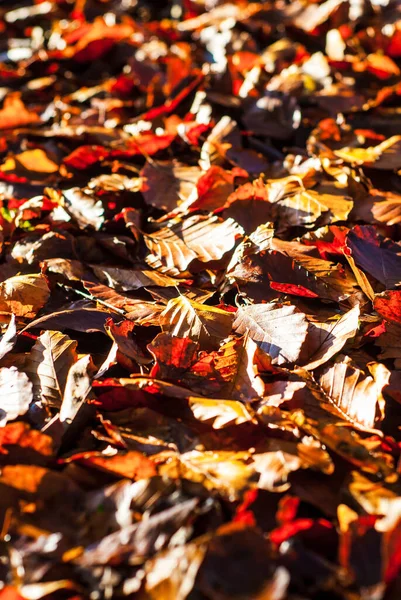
[374,291,401,324]
[269,282,319,298]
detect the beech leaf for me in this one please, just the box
[233,304,308,365]
[302,306,360,370]
[160,296,234,351]
[0,367,32,426]
[317,356,390,430]
[25,330,78,406]
[145,215,243,274]
[0,273,50,318]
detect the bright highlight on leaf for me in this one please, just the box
[1,2,401,598]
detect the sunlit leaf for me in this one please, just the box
[188,397,255,429]
[25,330,78,406]
[0,366,32,426]
[317,356,390,429]
[302,306,360,370]
[160,296,234,351]
[0,273,50,319]
[233,303,308,365]
[145,215,243,275]
[213,334,265,400]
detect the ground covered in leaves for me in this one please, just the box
[4,0,401,598]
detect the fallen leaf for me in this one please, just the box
[317,356,390,429]
[302,306,360,370]
[0,93,40,130]
[145,215,243,274]
[0,274,50,318]
[160,296,234,351]
[25,330,78,406]
[213,334,265,400]
[233,304,308,365]
[0,367,32,426]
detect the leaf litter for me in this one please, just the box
[2,0,401,598]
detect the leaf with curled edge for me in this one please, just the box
[222,179,273,235]
[25,330,78,407]
[226,222,274,276]
[371,190,401,226]
[83,280,164,325]
[274,188,353,231]
[317,356,390,430]
[212,334,265,400]
[0,367,32,426]
[233,303,308,365]
[334,135,401,170]
[0,273,50,319]
[187,398,255,429]
[301,305,360,371]
[22,307,121,334]
[89,265,180,292]
[346,225,401,289]
[147,333,199,379]
[290,410,396,480]
[230,238,357,302]
[160,296,234,351]
[106,318,153,365]
[60,354,97,425]
[253,438,334,493]
[144,214,243,275]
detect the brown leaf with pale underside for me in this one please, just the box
[160,296,234,351]
[317,356,390,430]
[25,330,78,407]
[302,306,360,371]
[233,303,308,365]
[213,334,265,400]
[145,214,243,275]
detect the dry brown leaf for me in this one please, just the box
[1,149,58,174]
[25,330,78,406]
[60,354,96,424]
[317,356,390,429]
[213,334,265,400]
[233,303,308,365]
[141,162,202,211]
[90,265,180,291]
[334,136,401,170]
[145,215,243,275]
[302,306,360,371]
[160,296,234,351]
[0,273,50,319]
[145,543,207,600]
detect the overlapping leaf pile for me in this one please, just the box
[3,0,401,598]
